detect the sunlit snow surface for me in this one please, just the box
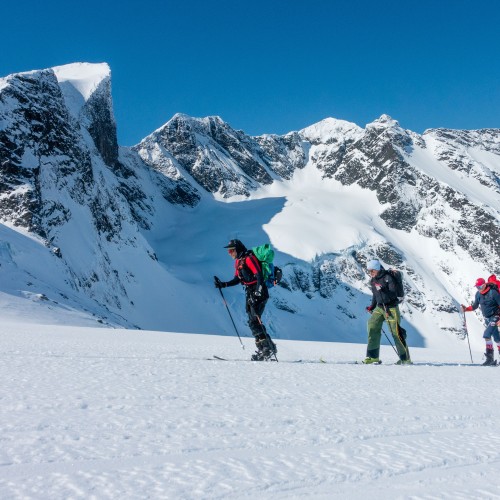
[1,321,499,499]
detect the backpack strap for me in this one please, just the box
[235,252,261,286]
[245,252,261,274]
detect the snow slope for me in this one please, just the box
[0,62,498,367]
[1,320,499,499]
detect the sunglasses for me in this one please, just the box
[227,248,236,253]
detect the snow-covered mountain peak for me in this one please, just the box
[150,113,224,138]
[52,62,111,120]
[366,114,403,130]
[300,117,362,143]
[53,62,110,100]
[366,114,406,133]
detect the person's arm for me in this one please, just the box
[462,292,480,312]
[214,262,241,288]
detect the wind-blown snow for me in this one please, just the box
[53,62,110,118]
[1,320,499,499]
[53,62,110,101]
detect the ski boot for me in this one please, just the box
[251,350,266,361]
[395,353,413,365]
[482,349,497,366]
[252,335,277,361]
[362,357,381,364]
[251,345,277,361]
[395,358,413,365]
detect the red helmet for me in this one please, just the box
[475,278,486,287]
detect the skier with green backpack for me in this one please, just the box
[214,239,280,361]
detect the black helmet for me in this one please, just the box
[224,239,247,256]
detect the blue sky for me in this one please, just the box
[2,0,499,145]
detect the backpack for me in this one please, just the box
[388,269,405,300]
[251,243,283,289]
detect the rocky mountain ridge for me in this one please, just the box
[0,63,499,343]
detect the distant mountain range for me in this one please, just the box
[0,62,499,347]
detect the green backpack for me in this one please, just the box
[251,243,282,288]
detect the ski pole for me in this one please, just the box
[462,311,474,363]
[215,279,245,349]
[381,305,400,359]
[381,326,399,357]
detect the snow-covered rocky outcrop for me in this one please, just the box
[1,62,499,346]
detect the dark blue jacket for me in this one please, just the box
[369,268,399,308]
[471,286,500,318]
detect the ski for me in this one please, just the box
[319,358,371,365]
[210,356,495,366]
[211,355,279,362]
[210,356,359,365]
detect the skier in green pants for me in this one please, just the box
[363,259,411,365]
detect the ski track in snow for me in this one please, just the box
[1,326,500,499]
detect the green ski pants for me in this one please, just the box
[367,305,408,360]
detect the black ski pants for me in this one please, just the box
[245,290,268,342]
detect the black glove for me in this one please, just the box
[254,285,263,297]
[214,276,225,289]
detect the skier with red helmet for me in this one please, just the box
[462,278,500,366]
[214,239,277,361]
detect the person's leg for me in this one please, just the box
[483,317,498,365]
[247,298,275,358]
[366,307,385,360]
[386,306,411,362]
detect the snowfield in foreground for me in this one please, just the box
[1,322,500,499]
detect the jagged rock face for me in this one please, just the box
[135,114,309,197]
[82,77,119,169]
[291,116,500,270]
[311,116,422,231]
[254,132,307,179]
[0,69,94,237]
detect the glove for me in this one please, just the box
[366,305,374,313]
[254,285,263,298]
[214,276,225,289]
[461,304,472,312]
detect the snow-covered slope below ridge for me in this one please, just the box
[0,62,499,352]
